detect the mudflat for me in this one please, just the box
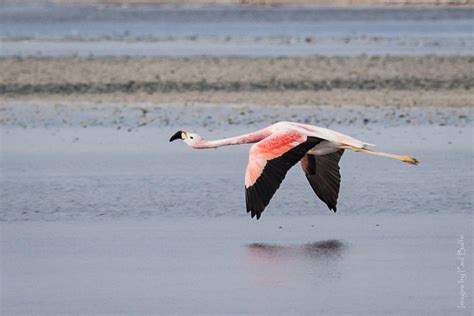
[1,56,472,107]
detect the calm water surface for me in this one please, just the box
[1,124,471,221]
[1,111,472,314]
[1,5,472,56]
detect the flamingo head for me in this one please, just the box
[169,130,205,148]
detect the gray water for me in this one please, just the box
[2,214,472,314]
[1,122,472,221]
[1,5,473,56]
[1,104,473,314]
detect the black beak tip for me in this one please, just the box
[169,131,183,142]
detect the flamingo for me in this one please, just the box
[169,121,418,220]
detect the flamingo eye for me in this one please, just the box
[190,136,194,139]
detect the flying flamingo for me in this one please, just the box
[170,121,418,220]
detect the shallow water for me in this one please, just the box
[2,215,472,314]
[1,5,472,56]
[1,104,472,314]
[1,123,472,221]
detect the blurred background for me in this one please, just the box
[0,1,472,107]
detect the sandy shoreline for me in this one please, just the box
[1,56,472,107]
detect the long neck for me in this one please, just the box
[197,129,271,149]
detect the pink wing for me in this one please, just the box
[245,130,323,219]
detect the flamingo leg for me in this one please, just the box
[340,145,419,165]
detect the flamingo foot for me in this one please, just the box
[400,155,419,165]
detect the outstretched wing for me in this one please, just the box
[300,150,344,212]
[245,131,322,219]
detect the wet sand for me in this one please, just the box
[1,56,472,107]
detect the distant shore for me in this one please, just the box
[1,0,471,6]
[1,56,472,107]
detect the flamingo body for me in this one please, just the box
[170,121,418,220]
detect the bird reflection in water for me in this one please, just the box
[246,240,346,262]
[245,240,346,284]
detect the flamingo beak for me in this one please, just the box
[169,131,184,142]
